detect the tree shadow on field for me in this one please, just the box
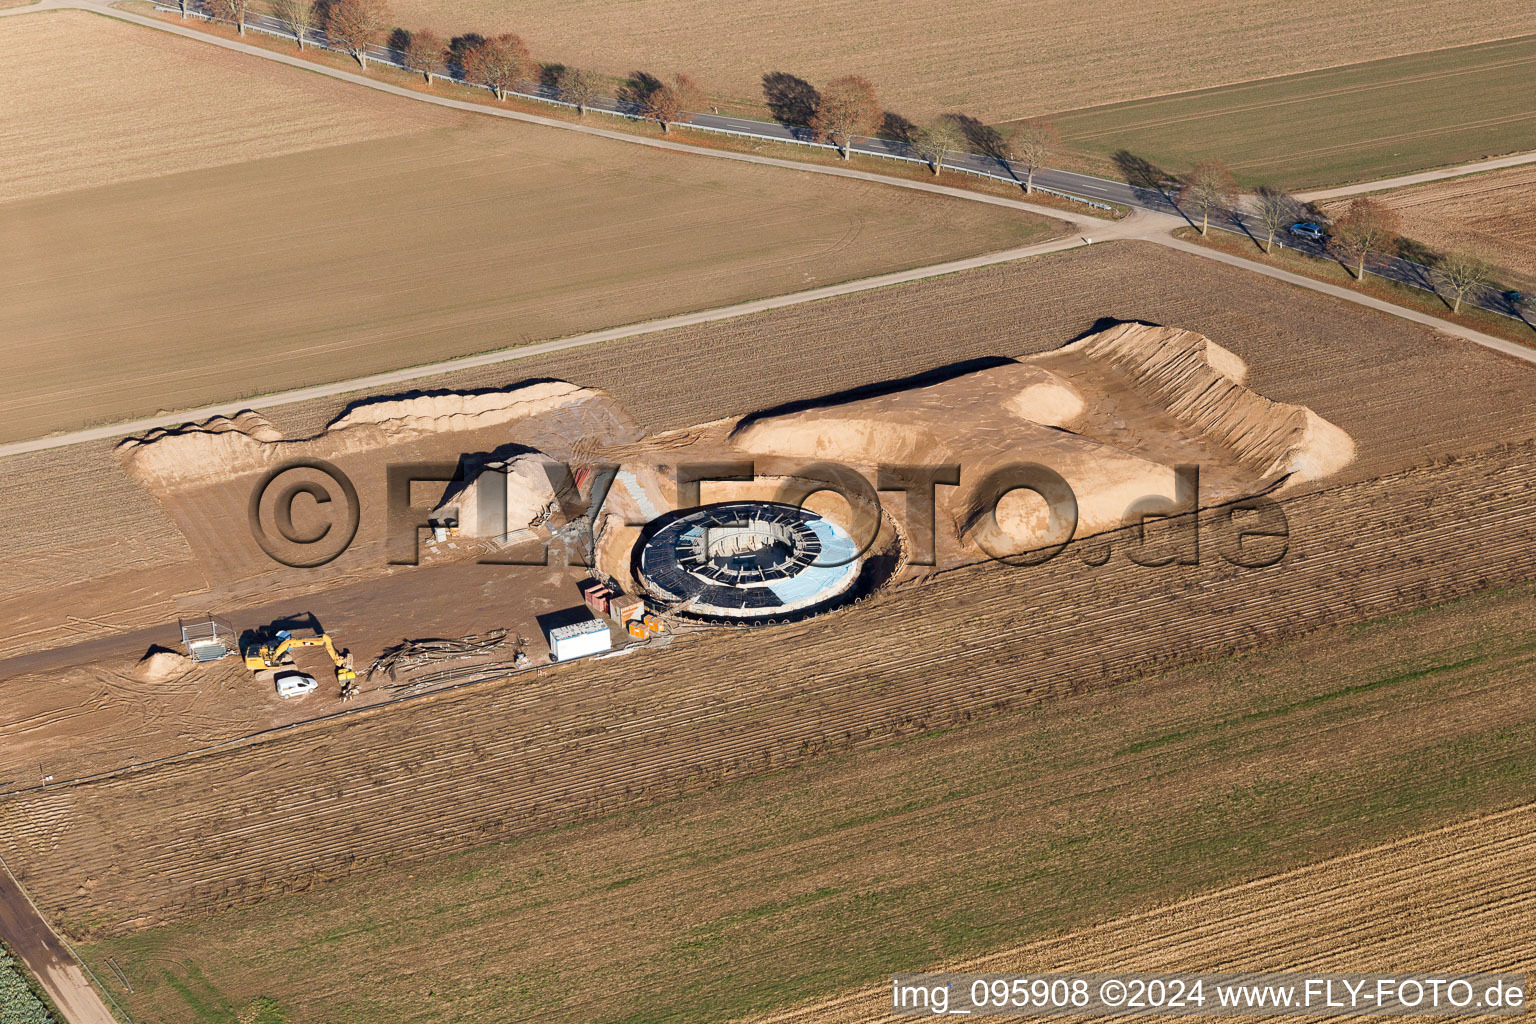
[880,111,917,144]
[950,113,1018,182]
[385,27,410,54]
[1113,149,1184,215]
[446,33,485,79]
[762,72,819,127]
[619,71,663,113]
[541,62,565,92]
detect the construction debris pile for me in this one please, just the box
[365,630,527,683]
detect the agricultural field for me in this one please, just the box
[6,242,1536,1023]
[1358,164,1536,289]
[0,10,448,203]
[759,802,1536,1022]
[6,240,1536,664]
[64,580,1536,1023]
[0,11,1058,444]
[1047,35,1536,189]
[376,0,1532,124]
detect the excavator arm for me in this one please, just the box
[243,629,356,685]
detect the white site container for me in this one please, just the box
[547,617,612,662]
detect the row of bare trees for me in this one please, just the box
[789,74,1061,187]
[1171,160,1500,314]
[246,0,709,132]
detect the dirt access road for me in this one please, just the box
[0,856,117,1024]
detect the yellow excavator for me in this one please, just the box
[243,627,357,696]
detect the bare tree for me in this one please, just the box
[1179,160,1238,236]
[175,0,191,19]
[671,72,705,123]
[1005,119,1058,194]
[912,117,964,176]
[208,0,254,34]
[324,0,389,69]
[461,34,533,100]
[400,28,445,85]
[1252,185,1297,253]
[809,75,880,159]
[1437,250,1491,314]
[557,66,603,115]
[633,72,702,132]
[270,0,315,48]
[1330,197,1401,280]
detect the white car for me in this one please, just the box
[275,671,319,699]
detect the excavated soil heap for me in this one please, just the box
[728,321,1354,554]
[119,382,639,492]
[133,648,195,682]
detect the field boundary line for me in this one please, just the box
[1153,235,1536,365]
[748,800,1536,1024]
[0,233,1094,459]
[1297,150,1536,201]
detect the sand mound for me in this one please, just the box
[1055,322,1354,482]
[1005,377,1085,427]
[434,452,566,540]
[133,648,194,682]
[730,362,1084,465]
[119,382,636,491]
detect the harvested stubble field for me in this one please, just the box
[60,577,1536,1023]
[1048,35,1536,188]
[751,803,1536,1024]
[377,0,1530,124]
[3,239,1536,663]
[0,12,1058,444]
[1357,165,1536,289]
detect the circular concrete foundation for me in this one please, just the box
[634,501,862,622]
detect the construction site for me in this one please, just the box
[4,233,1536,1023]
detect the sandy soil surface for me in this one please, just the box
[1352,165,1536,288]
[748,803,1536,1023]
[1,317,1355,787]
[0,10,450,203]
[373,0,1534,121]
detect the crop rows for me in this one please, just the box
[750,804,1536,1023]
[6,437,1536,936]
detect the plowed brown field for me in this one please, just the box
[0,11,1056,443]
[750,804,1536,1023]
[64,576,1536,1022]
[0,10,449,203]
[1362,165,1536,288]
[5,242,1536,1023]
[4,241,1534,665]
[374,0,1534,122]
[8,438,1536,934]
